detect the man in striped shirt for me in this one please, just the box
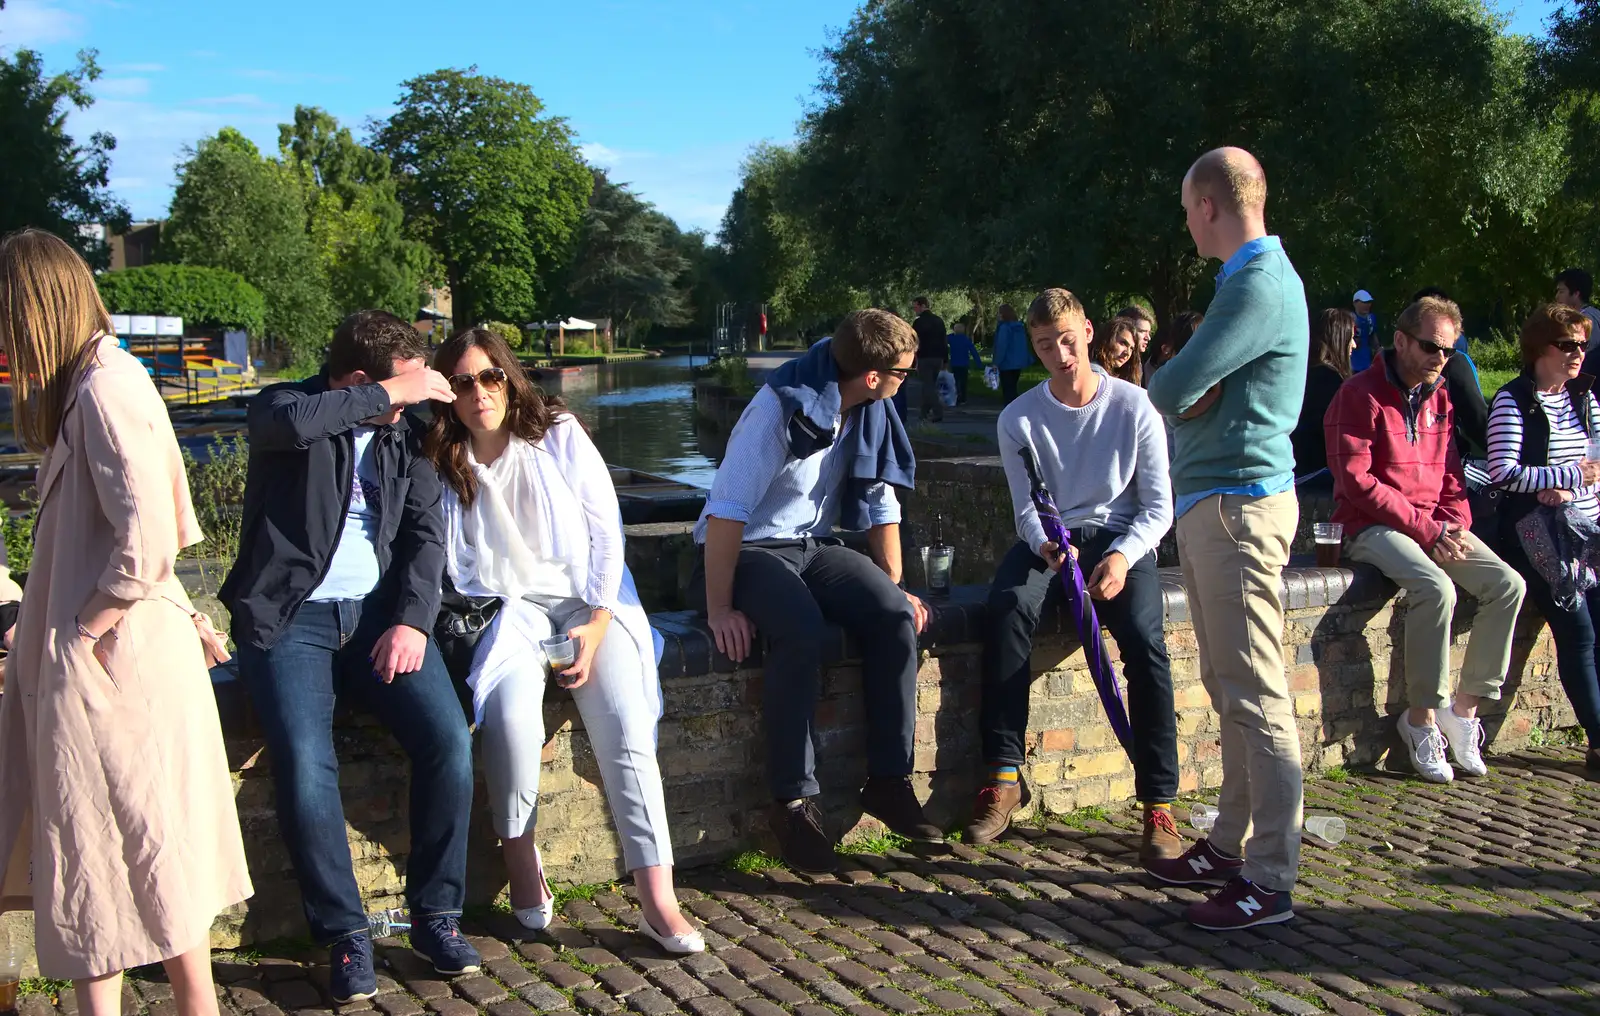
[1325,296,1526,784]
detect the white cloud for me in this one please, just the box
[0,0,83,47]
[581,139,750,234]
[95,76,150,99]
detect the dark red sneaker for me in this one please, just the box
[1143,837,1244,886]
[1186,877,1294,930]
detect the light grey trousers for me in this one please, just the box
[476,594,675,870]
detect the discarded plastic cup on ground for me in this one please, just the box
[0,942,20,1015]
[368,907,410,938]
[1190,803,1218,832]
[1305,814,1347,844]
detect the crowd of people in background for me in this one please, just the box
[9,138,1600,1007]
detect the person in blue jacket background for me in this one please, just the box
[947,320,983,404]
[992,303,1032,405]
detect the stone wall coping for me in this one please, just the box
[649,561,1388,680]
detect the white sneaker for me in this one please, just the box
[1397,713,1454,783]
[1436,709,1488,777]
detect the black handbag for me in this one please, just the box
[433,577,502,687]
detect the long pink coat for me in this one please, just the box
[0,339,252,978]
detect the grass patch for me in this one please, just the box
[21,978,72,1003]
[1323,764,1351,783]
[1058,805,1113,829]
[839,831,911,855]
[727,849,785,874]
[1527,726,1585,748]
[551,880,619,908]
[1478,367,1517,399]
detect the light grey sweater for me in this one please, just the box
[996,371,1173,564]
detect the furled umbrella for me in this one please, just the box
[1019,445,1134,758]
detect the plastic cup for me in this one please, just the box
[1313,522,1344,567]
[0,943,20,1015]
[540,635,578,684]
[1305,814,1347,844]
[921,546,954,595]
[1189,803,1218,832]
[1587,436,1600,462]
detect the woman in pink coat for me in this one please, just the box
[0,229,251,1015]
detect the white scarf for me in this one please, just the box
[453,438,574,600]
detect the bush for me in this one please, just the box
[1472,334,1521,372]
[708,355,755,396]
[182,434,248,594]
[97,264,267,335]
[483,320,524,350]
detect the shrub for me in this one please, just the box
[483,320,524,350]
[182,434,248,594]
[97,264,267,336]
[708,355,755,396]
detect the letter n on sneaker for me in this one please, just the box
[1186,878,1294,931]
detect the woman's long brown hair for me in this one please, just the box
[0,229,114,452]
[1093,317,1142,385]
[1312,307,1357,379]
[424,327,566,508]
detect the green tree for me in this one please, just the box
[164,128,334,366]
[0,5,128,266]
[278,105,436,320]
[789,0,1566,332]
[375,68,592,328]
[717,143,859,332]
[562,168,691,346]
[97,264,266,335]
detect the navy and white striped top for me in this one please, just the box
[1486,387,1600,521]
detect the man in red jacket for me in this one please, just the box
[1325,296,1525,784]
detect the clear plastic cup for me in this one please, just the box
[1313,522,1344,567]
[1305,814,1347,844]
[920,546,954,595]
[1190,803,1218,832]
[1587,436,1600,462]
[0,941,20,1014]
[541,635,579,686]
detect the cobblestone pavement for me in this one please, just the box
[30,746,1600,1016]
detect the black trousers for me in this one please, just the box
[690,538,918,799]
[953,366,970,404]
[981,534,1179,803]
[999,369,1023,405]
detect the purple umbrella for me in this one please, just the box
[1019,445,1135,758]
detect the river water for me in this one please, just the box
[542,354,723,488]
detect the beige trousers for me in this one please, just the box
[1177,490,1303,892]
[1345,525,1525,709]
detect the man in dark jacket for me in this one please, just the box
[220,310,480,1002]
[911,297,948,422]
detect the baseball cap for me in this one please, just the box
[1352,289,1374,303]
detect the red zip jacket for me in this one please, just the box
[1325,353,1469,550]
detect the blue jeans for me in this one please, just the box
[236,598,473,944]
[1504,546,1600,747]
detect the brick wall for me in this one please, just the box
[186,562,1571,948]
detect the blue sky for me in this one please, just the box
[0,0,1569,233]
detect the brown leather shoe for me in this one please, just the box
[1140,805,1184,862]
[963,778,1029,845]
[1587,747,1600,772]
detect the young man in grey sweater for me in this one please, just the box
[966,288,1180,868]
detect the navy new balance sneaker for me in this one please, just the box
[411,913,482,975]
[329,932,377,1004]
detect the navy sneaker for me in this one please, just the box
[411,914,482,975]
[329,933,378,1004]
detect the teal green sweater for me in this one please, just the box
[1146,244,1308,497]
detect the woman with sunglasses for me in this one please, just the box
[423,328,702,952]
[1487,304,1600,770]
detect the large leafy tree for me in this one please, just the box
[787,0,1566,332]
[375,68,592,327]
[561,168,691,345]
[0,0,128,266]
[164,128,333,363]
[279,106,436,320]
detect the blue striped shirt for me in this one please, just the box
[693,386,902,542]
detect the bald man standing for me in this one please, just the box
[1146,147,1308,930]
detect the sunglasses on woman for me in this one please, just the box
[449,367,508,394]
[1551,339,1586,355]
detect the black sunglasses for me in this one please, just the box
[881,366,915,379]
[448,367,508,394]
[1551,339,1586,355]
[1399,329,1455,358]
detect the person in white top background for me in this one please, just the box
[424,328,702,954]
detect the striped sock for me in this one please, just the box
[1144,801,1172,811]
[990,765,1020,784]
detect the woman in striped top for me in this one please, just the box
[1487,303,1600,770]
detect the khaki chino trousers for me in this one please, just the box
[1176,490,1303,892]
